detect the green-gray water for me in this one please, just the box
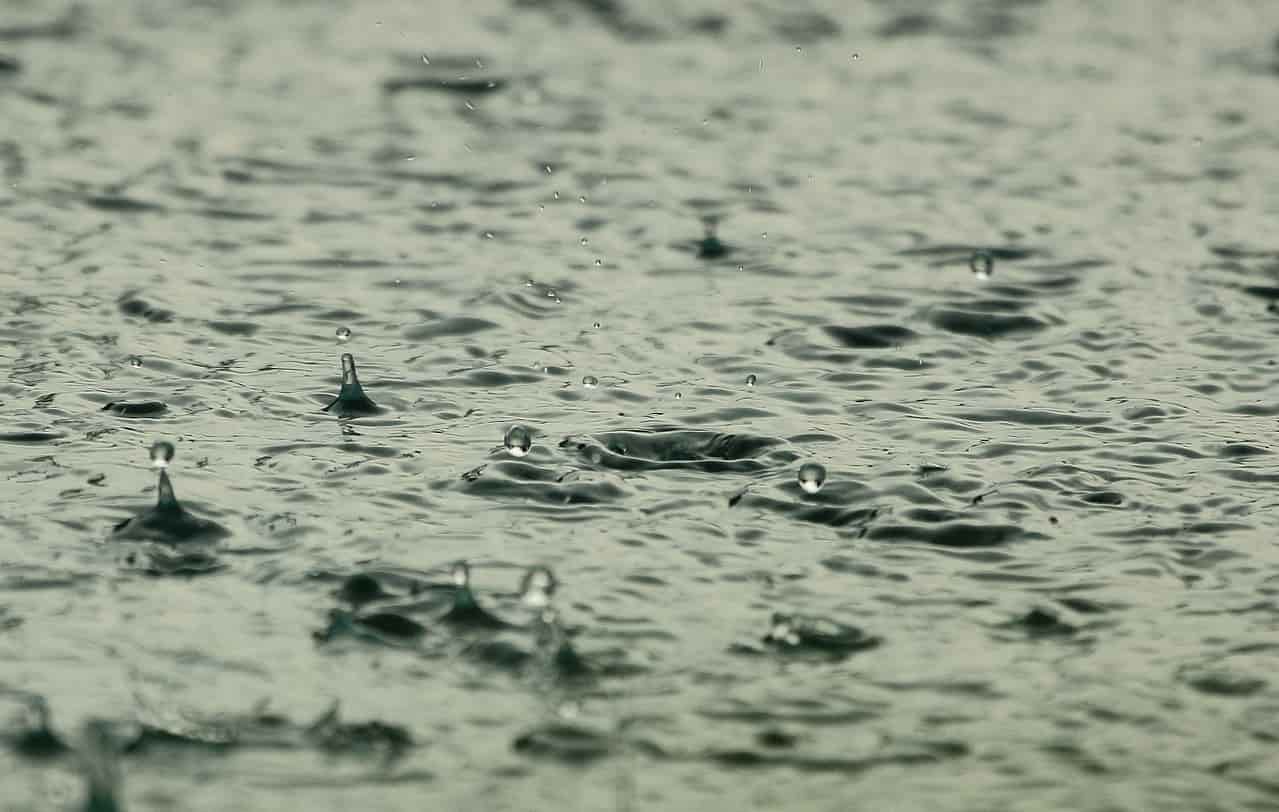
[4,1,1279,809]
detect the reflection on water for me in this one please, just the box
[4,0,1279,809]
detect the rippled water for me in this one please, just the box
[4,1,1279,809]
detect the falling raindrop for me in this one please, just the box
[594,258,602,266]
[504,425,533,457]
[797,462,827,495]
[580,237,589,246]
[746,374,757,387]
[582,375,598,388]
[451,561,471,588]
[520,566,557,609]
[335,326,352,343]
[128,356,142,368]
[422,54,431,65]
[970,250,994,281]
[149,441,175,469]
[674,392,682,400]
[592,321,602,329]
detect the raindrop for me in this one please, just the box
[451,560,471,588]
[746,374,757,387]
[504,424,533,457]
[520,566,557,609]
[970,250,993,280]
[674,392,682,400]
[545,165,553,174]
[335,326,352,343]
[592,321,602,329]
[582,375,598,389]
[422,54,430,65]
[128,356,142,368]
[149,441,175,469]
[761,232,768,239]
[594,258,602,266]
[797,462,826,495]
[852,52,861,60]
[553,191,560,200]
[578,195,586,203]
[580,237,589,246]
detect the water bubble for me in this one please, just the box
[797,462,826,495]
[451,561,471,588]
[582,375,598,388]
[504,424,533,457]
[128,356,142,368]
[746,374,757,387]
[520,566,557,609]
[149,441,175,469]
[969,250,993,280]
[335,326,352,343]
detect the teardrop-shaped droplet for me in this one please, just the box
[520,566,557,609]
[451,560,471,589]
[797,462,826,495]
[335,326,352,343]
[504,425,533,457]
[746,374,757,388]
[582,375,598,389]
[969,250,993,280]
[149,441,175,469]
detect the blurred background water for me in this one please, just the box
[3,0,1279,809]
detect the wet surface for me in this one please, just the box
[4,0,1279,809]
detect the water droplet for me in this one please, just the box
[736,264,744,271]
[451,561,471,588]
[545,165,553,174]
[851,52,861,60]
[578,195,586,203]
[582,375,598,389]
[797,462,826,495]
[149,441,175,469]
[465,100,475,110]
[520,566,557,608]
[761,232,768,239]
[580,237,588,246]
[335,326,352,343]
[795,46,802,54]
[594,258,602,266]
[592,321,602,329]
[969,250,993,280]
[746,374,757,387]
[128,355,142,368]
[422,54,431,65]
[767,613,802,646]
[504,424,533,457]
[553,191,560,200]
[674,391,682,400]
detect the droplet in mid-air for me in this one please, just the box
[797,462,827,495]
[746,374,757,388]
[582,375,598,388]
[674,392,682,400]
[149,441,175,469]
[970,250,993,281]
[592,321,602,329]
[504,424,533,457]
[128,356,143,368]
[335,326,352,343]
[520,566,557,609]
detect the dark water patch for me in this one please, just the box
[206,320,259,336]
[929,308,1047,338]
[117,293,174,323]
[868,523,1030,548]
[0,431,63,443]
[561,428,784,474]
[383,76,508,95]
[0,54,20,74]
[111,469,230,545]
[403,317,498,340]
[998,607,1078,638]
[823,324,917,349]
[512,0,663,40]
[85,194,165,213]
[101,401,168,418]
[1080,491,1124,506]
[1220,443,1268,457]
[512,723,615,764]
[949,408,1107,427]
[0,7,83,41]
[459,465,628,507]
[735,612,882,661]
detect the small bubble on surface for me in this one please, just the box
[504,425,533,457]
[582,375,598,388]
[970,250,994,280]
[128,356,142,368]
[746,374,757,387]
[335,326,352,343]
[797,462,826,495]
[149,441,175,469]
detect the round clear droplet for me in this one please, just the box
[128,355,142,368]
[592,321,602,329]
[797,462,827,495]
[582,375,598,388]
[674,391,682,400]
[746,374,757,387]
[504,424,533,457]
[970,250,994,280]
[520,566,557,608]
[451,561,471,588]
[149,440,175,469]
[335,326,352,343]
